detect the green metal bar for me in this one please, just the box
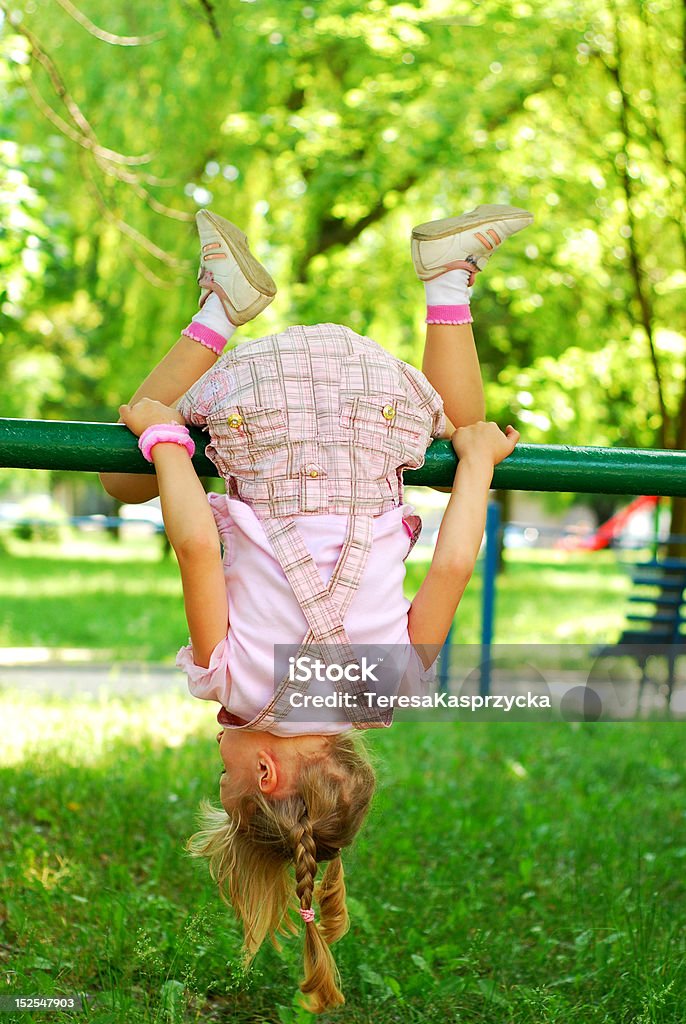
[1,417,686,496]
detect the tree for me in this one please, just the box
[1,0,684,531]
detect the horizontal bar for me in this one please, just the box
[1,418,686,495]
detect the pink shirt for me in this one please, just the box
[176,493,435,735]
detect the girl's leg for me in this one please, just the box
[421,322,484,434]
[99,336,218,503]
[412,205,533,435]
[100,211,277,503]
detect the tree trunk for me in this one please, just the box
[493,488,512,573]
[667,498,686,559]
[668,362,686,557]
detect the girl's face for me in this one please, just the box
[216,729,260,810]
[215,728,333,810]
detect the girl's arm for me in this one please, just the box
[408,422,519,668]
[119,400,228,669]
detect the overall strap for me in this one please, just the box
[263,515,371,646]
[248,514,390,728]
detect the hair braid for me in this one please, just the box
[316,855,349,945]
[291,806,345,1012]
[291,805,317,913]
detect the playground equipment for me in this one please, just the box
[557,494,660,551]
[3,419,686,495]
[3,418,686,702]
[595,557,686,706]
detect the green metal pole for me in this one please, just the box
[2,418,686,496]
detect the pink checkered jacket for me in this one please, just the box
[177,323,445,730]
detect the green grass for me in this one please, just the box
[0,534,635,659]
[413,547,631,646]
[0,534,187,662]
[2,536,682,1020]
[1,691,685,1023]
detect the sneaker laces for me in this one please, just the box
[464,255,480,288]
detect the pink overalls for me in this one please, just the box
[177,323,445,730]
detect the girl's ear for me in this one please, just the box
[257,750,280,795]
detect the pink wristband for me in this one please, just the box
[138,423,196,463]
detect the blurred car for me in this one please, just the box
[503,524,540,549]
[119,501,164,528]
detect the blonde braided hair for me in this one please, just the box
[292,804,318,915]
[291,805,346,1009]
[186,732,375,1013]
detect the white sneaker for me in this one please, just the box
[195,210,276,325]
[411,204,533,281]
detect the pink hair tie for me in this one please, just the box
[139,423,196,463]
[298,908,315,924]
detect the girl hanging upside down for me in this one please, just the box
[100,202,531,1013]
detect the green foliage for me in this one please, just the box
[1,0,685,453]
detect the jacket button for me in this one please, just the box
[308,469,319,478]
[227,413,243,429]
[382,404,396,421]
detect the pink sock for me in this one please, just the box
[181,293,237,355]
[424,268,473,325]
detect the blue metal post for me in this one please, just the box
[438,622,453,692]
[480,501,501,697]
[652,497,661,560]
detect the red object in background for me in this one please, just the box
[560,495,659,551]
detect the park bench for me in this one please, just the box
[594,557,686,708]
